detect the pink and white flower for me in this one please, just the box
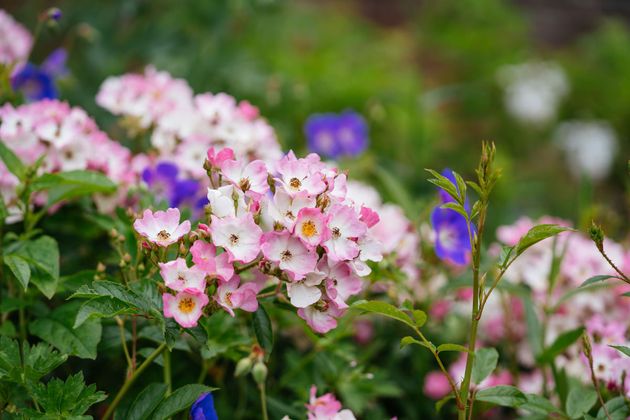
[293,207,330,248]
[133,208,191,247]
[261,231,318,280]
[190,240,234,282]
[287,271,326,308]
[220,159,269,197]
[275,152,326,197]
[216,276,260,316]
[322,205,367,261]
[207,184,247,219]
[162,290,209,328]
[306,386,356,420]
[210,214,262,263]
[297,300,344,334]
[158,258,206,293]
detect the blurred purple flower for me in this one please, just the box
[11,48,67,102]
[431,168,473,265]
[305,110,368,159]
[190,392,218,420]
[142,161,206,210]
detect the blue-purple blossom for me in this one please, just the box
[190,392,218,420]
[431,168,473,265]
[304,110,368,159]
[142,162,207,210]
[11,48,67,102]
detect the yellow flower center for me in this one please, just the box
[289,177,301,189]
[301,220,318,238]
[157,230,171,241]
[178,297,196,314]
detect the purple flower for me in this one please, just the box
[190,392,218,420]
[11,48,67,102]
[431,168,473,265]
[142,162,206,210]
[305,110,368,159]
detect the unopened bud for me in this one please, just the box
[96,262,106,272]
[123,253,132,263]
[179,243,187,256]
[46,7,62,22]
[109,228,118,238]
[589,222,604,252]
[234,357,253,377]
[582,333,592,358]
[252,362,268,384]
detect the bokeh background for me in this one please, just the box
[4,2,630,417]
[7,0,630,236]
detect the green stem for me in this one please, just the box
[116,317,132,373]
[259,383,269,420]
[163,348,172,395]
[102,343,167,420]
[18,288,26,343]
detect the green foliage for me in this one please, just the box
[150,384,216,420]
[122,383,168,420]
[565,385,597,419]
[471,347,499,384]
[352,300,418,330]
[29,303,102,359]
[515,224,572,257]
[4,235,60,298]
[252,304,274,357]
[0,141,26,180]
[537,327,585,364]
[31,170,117,206]
[475,385,526,407]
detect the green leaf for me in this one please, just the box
[440,202,469,220]
[374,165,416,215]
[352,300,415,329]
[515,224,572,256]
[519,393,560,415]
[437,343,469,353]
[4,254,31,290]
[70,280,158,316]
[537,327,584,364]
[610,345,630,358]
[522,294,543,356]
[31,372,106,417]
[412,309,427,327]
[252,304,273,356]
[426,169,461,205]
[0,336,23,383]
[580,275,619,287]
[15,235,60,299]
[0,191,7,224]
[124,383,168,420]
[471,347,498,384]
[31,170,116,206]
[30,303,102,359]
[475,385,527,407]
[565,386,597,419]
[151,384,216,420]
[22,342,68,385]
[400,336,435,351]
[435,395,454,412]
[0,141,26,180]
[74,297,138,328]
[597,396,629,420]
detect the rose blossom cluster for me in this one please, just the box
[0,9,32,65]
[0,99,134,222]
[424,215,630,400]
[345,180,421,296]
[96,67,282,177]
[133,147,384,333]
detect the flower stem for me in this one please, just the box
[163,348,172,395]
[102,342,167,420]
[258,383,269,420]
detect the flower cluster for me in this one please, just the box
[345,180,420,292]
[304,110,368,160]
[0,99,133,222]
[0,9,32,65]
[96,67,282,174]
[134,148,384,333]
[425,215,630,399]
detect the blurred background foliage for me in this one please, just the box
[5,1,630,418]
[8,0,630,235]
